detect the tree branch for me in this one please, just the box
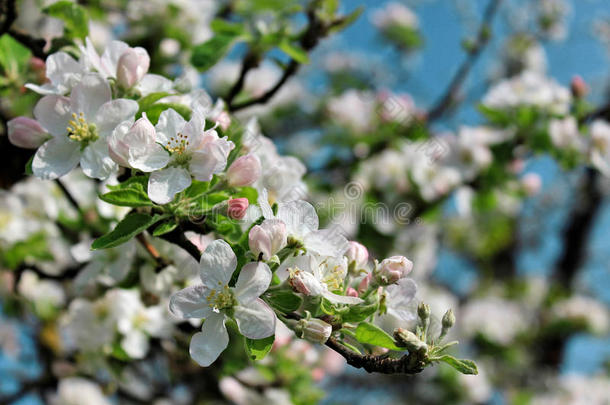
[0,0,17,35]
[325,337,426,375]
[227,6,328,112]
[158,227,201,261]
[426,0,503,122]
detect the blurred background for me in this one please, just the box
[1,0,609,404]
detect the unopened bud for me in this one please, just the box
[248,219,287,260]
[570,75,588,99]
[417,303,430,322]
[442,308,455,330]
[227,198,248,220]
[227,155,261,187]
[375,255,413,285]
[346,287,358,297]
[116,47,150,89]
[288,268,323,296]
[296,318,332,344]
[345,241,368,269]
[394,328,427,353]
[358,273,372,294]
[7,117,49,149]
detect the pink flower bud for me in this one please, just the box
[521,173,542,196]
[216,111,231,131]
[345,241,368,268]
[571,75,588,99]
[376,256,413,285]
[358,273,372,294]
[248,219,287,260]
[227,198,248,220]
[226,155,261,187]
[7,117,49,149]
[346,287,359,297]
[116,48,150,89]
[288,268,323,296]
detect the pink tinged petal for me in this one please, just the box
[107,121,132,167]
[80,138,117,180]
[169,285,214,319]
[155,108,186,145]
[233,298,276,339]
[199,239,236,289]
[147,167,191,205]
[189,313,228,367]
[32,137,80,179]
[189,140,231,182]
[33,95,71,137]
[226,155,262,187]
[116,47,150,89]
[234,262,272,304]
[277,200,319,236]
[101,40,129,77]
[94,99,139,137]
[322,290,363,305]
[248,225,272,261]
[70,74,111,121]
[7,117,49,148]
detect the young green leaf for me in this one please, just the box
[278,40,310,64]
[354,322,403,351]
[152,220,178,236]
[264,290,303,313]
[245,335,275,361]
[99,188,153,207]
[91,213,167,250]
[45,1,89,39]
[0,34,32,76]
[191,34,241,72]
[435,355,478,375]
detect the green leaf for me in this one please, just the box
[0,34,32,76]
[191,34,240,72]
[210,19,246,36]
[107,176,148,191]
[152,220,178,236]
[264,289,303,313]
[329,7,364,33]
[91,213,167,250]
[354,322,402,351]
[142,103,191,125]
[184,180,210,199]
[245,335,275,361]
[341,300,378,323]
[2,232,52,269]
[45,1,89,39]
[436,355,478,375]
[278,40,309,64]
[232,186,258,204]
[99,188,153,207]
[136,92,172,118]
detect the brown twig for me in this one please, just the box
[227,6,329,112]
[136,233,172,269]
[426,0,503,122]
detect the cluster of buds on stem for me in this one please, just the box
[373,255,413,285]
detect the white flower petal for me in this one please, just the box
[94,99,138,136]
[304,229,348,257]
[70,74,111,120]
[234,298,276,339]
[80,138,117,179]
[257,189,274,219]
[130,143,170,172]
[277,200,319,236]
[234,262,272,304]
[155,108,186,145]
[147,167,191,204]
[189,140,231,181]
[386,278,418,321]
[136,74,173,96]
[44,51,83,90]
[122,329,148,359]
[32,137,80,179]
[100,40,129,77]
[189,313,228,367]
[33,95,71,137]
[169,285,213,319]
[199,239,236,289]
[322,290,363,305]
